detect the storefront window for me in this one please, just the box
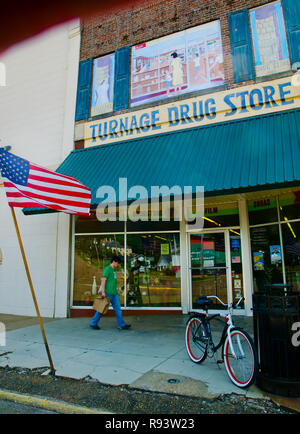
[202,203,239,228]
[250,225,284,292]
[73,235,125,306]
[248,197,278,225]
[126,220,179,232]
[186,202,239,229]
[75,213,125,234]
[126,233,181,307]
[230,233,244,308]
[281,221,300,291]
[279,191,300,222]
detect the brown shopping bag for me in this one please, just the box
[93,295,110,315]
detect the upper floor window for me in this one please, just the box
[130,20,225,107]
[91,53,115,116]
[250,1,291,78]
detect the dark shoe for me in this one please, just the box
[90,325,101,330]
[119,324,131,330]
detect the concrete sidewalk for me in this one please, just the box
[0,313,299,411]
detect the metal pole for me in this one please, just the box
[10,208,55,374]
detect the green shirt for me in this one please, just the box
[103,265,118,295]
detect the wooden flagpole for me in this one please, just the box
[10,208,55,374]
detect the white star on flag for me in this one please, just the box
[0,148,91,216]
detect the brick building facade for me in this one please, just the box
[24,0,299,317]
[79,0,291,94]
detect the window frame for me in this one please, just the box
[249,0,292,80]
[90,52,116,118]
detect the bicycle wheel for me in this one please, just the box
[223,328,258,388]
[185,316,208,363]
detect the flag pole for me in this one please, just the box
[10,207,55,374]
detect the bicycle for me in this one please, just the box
[185,295,258,388]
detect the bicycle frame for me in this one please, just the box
[186,295,257,388]
[203,295,244,360]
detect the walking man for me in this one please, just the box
[90,256,131,330]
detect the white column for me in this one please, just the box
[54,22,80,318]
[180,218,189,314]
[54,214,72,317]
[238,197,253,316]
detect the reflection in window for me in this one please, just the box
[75,213,125,234]
[248,197,278,226]
[202,203,239,228]
[279,191,300,222]
[230,234,244,307]
[250,225,284,292]
[73,235,125,306]
[191,233,227,309]
[250,1,290,78]
[126,233,181,307]
[282,221,300,291]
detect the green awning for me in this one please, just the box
[23,109,300,215]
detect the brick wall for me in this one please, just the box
[80,0,280,91]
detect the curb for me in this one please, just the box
[0,388,113,414]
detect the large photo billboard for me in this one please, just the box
[131,21,224,107]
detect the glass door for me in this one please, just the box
[190,231,245,311]
[190,232,229,310]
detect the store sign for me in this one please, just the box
[84,77,300,148]
[161,244,170,255]
[253,199,271,208]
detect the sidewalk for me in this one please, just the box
[0,313,299,411]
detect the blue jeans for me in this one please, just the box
[90,294,126,329]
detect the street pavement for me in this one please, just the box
[0,399,58,414]
[0,313,299,413]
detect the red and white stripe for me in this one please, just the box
[2,163,91,216]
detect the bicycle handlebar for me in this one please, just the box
[207,295,244,308]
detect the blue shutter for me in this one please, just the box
[228,9,255,83]
[75,58,93,121]
[113,46,130,112]
[282,0,300,67]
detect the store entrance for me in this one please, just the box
[189,231,244,310]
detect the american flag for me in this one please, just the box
[0,149,91,216]
[286,238,300,256]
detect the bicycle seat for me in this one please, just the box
[195,297,213,307]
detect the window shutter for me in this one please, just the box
[228,9,255,83]
[282,0,300,67]
[75,58,93,121]
[113,46,130,112]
